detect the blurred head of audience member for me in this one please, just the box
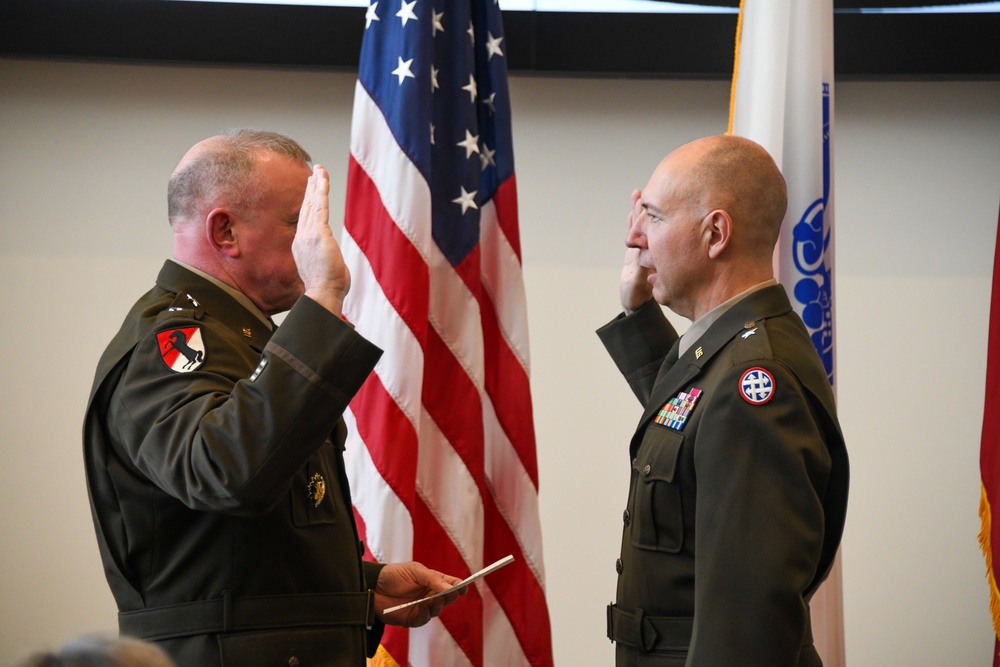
[15,635,176,667]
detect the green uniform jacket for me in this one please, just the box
[83,261,386,667]
[597,286,848,667]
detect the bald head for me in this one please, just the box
[167,129,311,227]
[628,135,789,319]
[674,134,788,260]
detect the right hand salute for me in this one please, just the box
[620,188,653,314]
[292,164,351,317]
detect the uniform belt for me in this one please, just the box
[606,603,692,653]
[119,590,375,641]
[607,602,815,652]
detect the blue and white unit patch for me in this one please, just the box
[739,367,775,405]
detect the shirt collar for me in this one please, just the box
[677,278,777,357]
[169,259,273,330]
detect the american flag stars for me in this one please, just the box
[345,0,552,661]
[457,129,480,159]
[361,0,509,220]
[391,56,415,84]
[396,0,418,26]
[480,144,496,171]
[365,1,379,28]
[452,186,479,214]
[485,32,504,60]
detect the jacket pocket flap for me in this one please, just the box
[637,426,683,484]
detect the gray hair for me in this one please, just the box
[167,128,312,226]
[16,635,176,667]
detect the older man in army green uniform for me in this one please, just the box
[598,135,848,666]
[83,130,463,667]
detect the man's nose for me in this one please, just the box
[625,219,646,249]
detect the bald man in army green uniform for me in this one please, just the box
[599,135,848,667]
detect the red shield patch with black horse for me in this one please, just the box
[156,327,206,373]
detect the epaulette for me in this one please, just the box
[732,318,773,365]
[157,291,206,322]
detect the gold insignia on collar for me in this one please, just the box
[307,473,326,507]
[695,346,704,359]
[242,327,253,338]
[744,321,756,329]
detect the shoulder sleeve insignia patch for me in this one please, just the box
[739,367,775,405]
[156,326,206,373]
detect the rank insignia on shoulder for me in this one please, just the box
[654,388,702,431]
[250,358,268,382]
[739,367,775,405]
[307,473,326,507]
[156,326,206,373]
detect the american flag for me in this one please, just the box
[340,1,554,666]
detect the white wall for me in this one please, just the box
[1,57,998,666]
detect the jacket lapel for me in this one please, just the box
[631,286,793,451]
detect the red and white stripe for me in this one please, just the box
[342,81,552,667]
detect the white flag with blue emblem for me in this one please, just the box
[728,0,842,664]
[729,0,835,387]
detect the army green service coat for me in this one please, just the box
[598,285,848,667]
[83,261,385,667]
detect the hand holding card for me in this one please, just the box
[382,555,515,615]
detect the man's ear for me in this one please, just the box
[206,208,240,258]
[705,209,732,260]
